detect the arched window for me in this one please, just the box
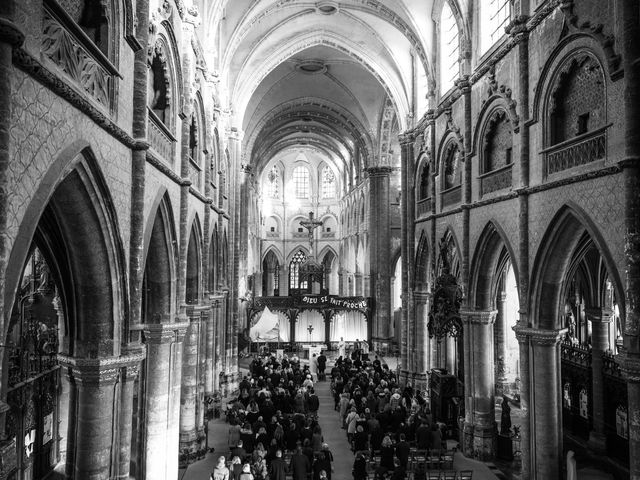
[267,165,280,198]
[293,166,310,198]
[442,142,461,190]
[188,105,202,190]
[440,2,459,93]
[480,0,510,54]
[289,250,308,291]
[148,41,171,124]
[550,55,605,145]
[322,166,336,198]
[482,110,512,173]
[62,0,110,55]
[419,162,431,199]
[218,159,228,209]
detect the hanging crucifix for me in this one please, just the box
[299,211,323,258]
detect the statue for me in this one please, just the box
[500,397,512,436]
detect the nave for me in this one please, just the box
[181,359,503,480]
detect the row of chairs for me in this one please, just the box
[423,471,472,480]
[359,449,456,471]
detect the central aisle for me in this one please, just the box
[314,378,354,480]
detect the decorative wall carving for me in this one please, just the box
[42,8,112,108]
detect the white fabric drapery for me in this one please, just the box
[330,311,367,341]
[295,311,325,342]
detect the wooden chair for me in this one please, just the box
[426,472,441,480]
[411,449,428,467]
[441,450,454,469]
[458,470,473,480]
[441,471,457,480]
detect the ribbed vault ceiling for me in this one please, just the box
[203,0,435,179]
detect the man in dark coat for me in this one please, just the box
[307,388,320,415]
[415,421,431,450]
[317,352,327,380]
[285,423,300,451]
[269,450,288,480]
[312,452,332,480]
[395,434,411,471]
[289,445,311,480]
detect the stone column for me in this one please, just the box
[180,306,206,464]
[460,310,498,459]
[117,349,145,480]
[322,311,331,349]
[205,299,215,399]
[265,267,275,296]
[58,356,120,480]
[585,308,612,452]
[514,327,531,480]
[279,266,287,296]
[141,322,189,480]
[414,292,430,374]
[399,133,415,372]
[495,292,508,392]
[355,272,363,296]
[367,166,394,348]
[527,328,565,480]
[622,355,640,480]
[618,0,640,475]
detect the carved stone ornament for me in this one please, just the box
[428,273,463,339]
[484,66,519,131]
[42,10,111,108]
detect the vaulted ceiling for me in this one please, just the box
[201,0,436,182]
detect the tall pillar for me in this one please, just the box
[514,328,531,480]
[622,356,640,480]
[180,306,207,465]
[265,268,275,296]
[523,327,566,480]
[495,292,508,392]
[354,272,363,297]
[367,166,394,349]
[58,355,132,480]
[205,299,215,400]
[279,266,287,296]
[585,308,612,452]
[323,311,332,350]
[460,310,498,459]
[399,133,415,373]
[414,292,430,373]
[618,0,640,476]
[140,322,189,480]
[116,349,145,480]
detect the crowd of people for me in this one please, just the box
[211,352,333,480]
[331,348,448,480]
[210,347,450,480]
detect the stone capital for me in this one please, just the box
[398,132,416,146]
[366,166,396,177]
[186,304,211,319]
[460,309,497,325]
[513,326,567,346]
[141,322,191,344]
[584,308,614,323]
[413,291,431,304]
[58,355,122,386]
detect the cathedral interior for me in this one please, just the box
[0,0,639,479]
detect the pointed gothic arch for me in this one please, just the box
[142,192,178,323]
